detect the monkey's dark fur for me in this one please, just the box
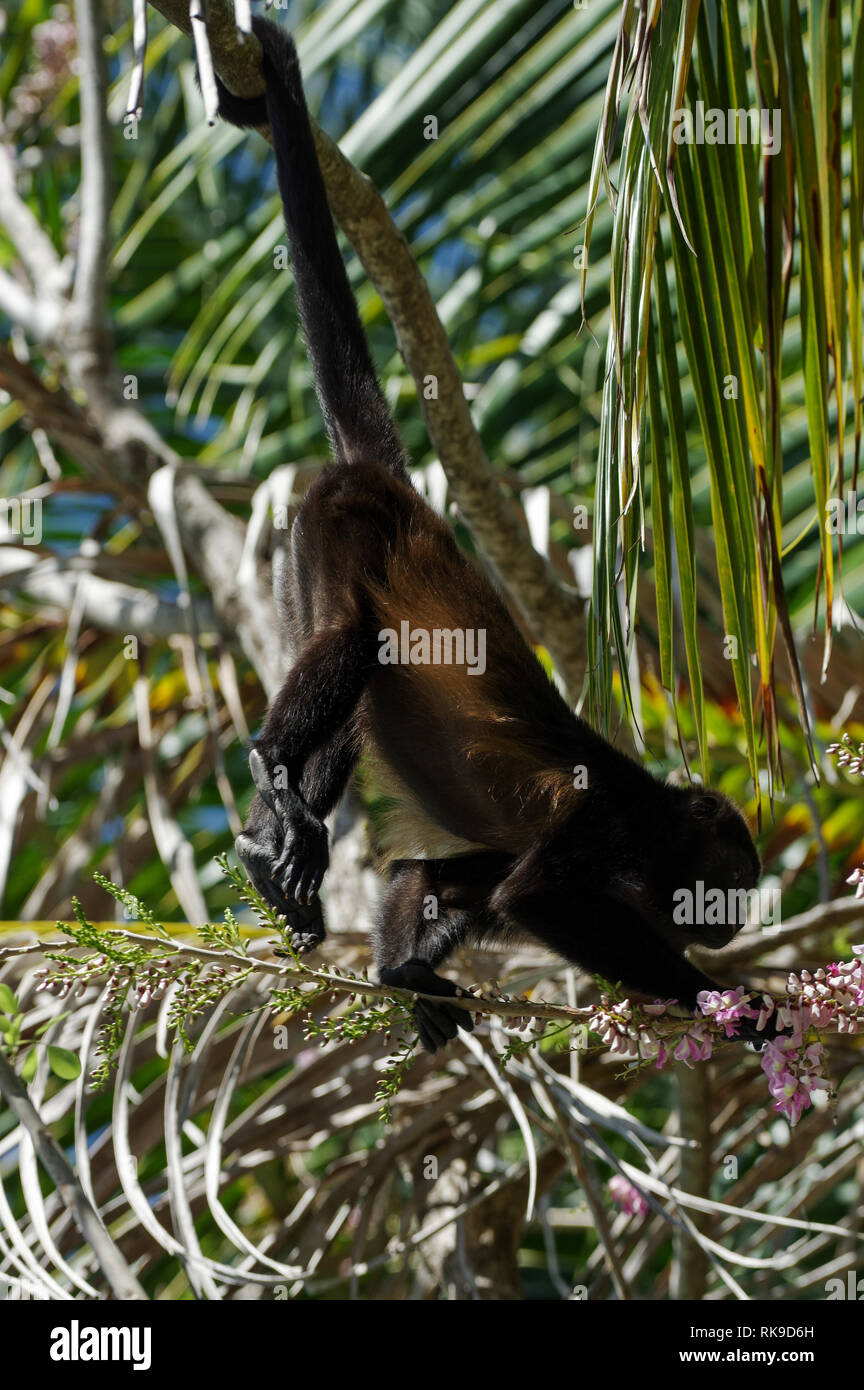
[217,19,766,1053]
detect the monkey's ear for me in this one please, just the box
[691,792,723,820]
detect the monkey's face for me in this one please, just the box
[658,788,762,949]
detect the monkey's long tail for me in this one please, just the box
[214,18,408,479]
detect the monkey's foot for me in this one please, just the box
[278,896,326,956]
[235,824,327,946]
[249,749,329,903]
[378,959,474,1053]
[274,938,320,959]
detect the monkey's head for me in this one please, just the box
[652,786,762,949]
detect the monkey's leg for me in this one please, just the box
[376,854,511,1052]
[250,624,373,904]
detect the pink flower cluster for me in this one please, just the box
[696,986,757,1038]
[608,1175,648,1217]
[692,957,864,1124]
[586,951,862,1127]
[781,957,864,1033]
[759,1035,828,1127]
[588,997,665,1063]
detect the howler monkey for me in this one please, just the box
[215,18,765,1053]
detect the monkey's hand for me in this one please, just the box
[249,748,329,904]
[235,790,326,954]
[379,959,474,1053]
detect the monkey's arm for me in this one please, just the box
[373,838,714,1052]
[488,840,722,1006]
[489,846,774,1043]
[496,886,720,1005]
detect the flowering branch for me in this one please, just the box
[9,857,861,1128]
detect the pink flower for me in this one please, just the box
[589,998,639,1058]
[759,1034,828,1127]
[697,986,758,1037]
[785,960,864,1029]
[674,1021,713,1067]
[846,866,864,899]
[753,993,785,1033]
[608,1175,647,1217]
[636,1026,663,1061]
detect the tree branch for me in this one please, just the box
[673,1062,711,1299]
[0,345,282,695]
[693,895,864,971]
[0,345,114,480]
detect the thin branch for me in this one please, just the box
[0,345,109,475]
[36,924,588,1025]
[673,1061,711,1298]
[0,549,220,638]
[189,0,220,124]
[69,0,114,381]
[697,895,864,969]
[127,0,148,117]
[0,1049,148,1300]
[26,922,864,1044]
[0,141,65,293]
